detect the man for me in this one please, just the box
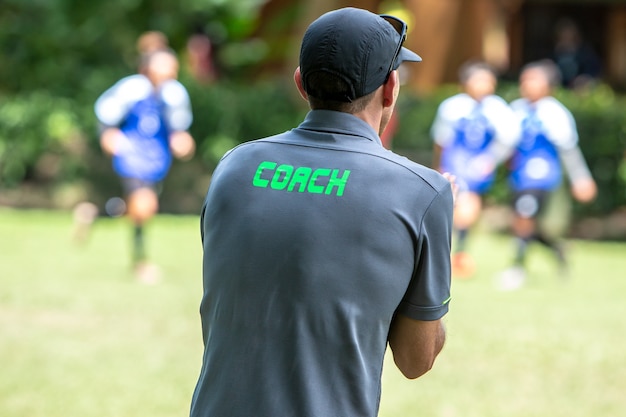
[430,61,519,278]
[94,48,195,282]
[498,59,596,290]
[552,18,601,90]
[190,8,453,417]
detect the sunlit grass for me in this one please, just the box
[0,208,624,417]
[380,232,626,417]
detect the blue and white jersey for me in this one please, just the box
[431,94,518,193]
[94,74,193,182]
[509,96,578,191]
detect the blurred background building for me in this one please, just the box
[255,0,626,93]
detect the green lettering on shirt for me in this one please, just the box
[252,161,350,197]
[252,161,277,187]
[271,164,293,190]
[308,168,331,194]
[326,169,351,196]
[288,167,312,192]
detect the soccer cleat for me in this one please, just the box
[451,252,476,279]
[71,201,99,244]
[554,243,570,279]
[134,261,161,285]
[497,266,526,291]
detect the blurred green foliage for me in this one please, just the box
[0,92,86,187]
[0,0,624,222]
[183,77,306,169]
[0,0,271,189]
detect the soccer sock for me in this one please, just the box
[514,236,529,266]
[534,232,556,249]
[455,228,469,253]
[133,224,146,264]
[535,232,567,268]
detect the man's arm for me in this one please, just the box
[389,180,452,379]
[388,314,446,379]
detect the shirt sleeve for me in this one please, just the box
[538,99,592,182]
[538,98,579,150]
[484,96,521,148]
[396,182,453,321]
[94,75,151,127]
[470,96,520,165]
[160,80,193,131]
[430,96,462,148]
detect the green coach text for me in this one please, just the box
[252,161,351,197]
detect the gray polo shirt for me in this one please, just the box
[190,110,453,417]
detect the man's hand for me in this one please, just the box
[442,172,459,205]
[170,131,196,161]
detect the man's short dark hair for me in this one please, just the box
[306,71,375,113]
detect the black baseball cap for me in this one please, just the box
[300,7,422,102]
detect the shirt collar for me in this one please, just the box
[296,110,383,146]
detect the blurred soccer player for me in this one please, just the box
[498,59,596,290]
[431,61,519,278]
[94,48,195,282]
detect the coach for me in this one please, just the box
[190,7,454,417]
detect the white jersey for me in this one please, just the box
[509,96,578,151]
[430,93,519,192]
[508,96,588,191]
[95,74,193,132]
[431,93,519,149]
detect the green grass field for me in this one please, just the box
[1,208,624,417]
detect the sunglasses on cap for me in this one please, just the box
[380,14,408,80]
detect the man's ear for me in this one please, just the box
[382,70,399,108]
[294,67,309,101]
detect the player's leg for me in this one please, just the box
[127,186,159,262]
[120,178,162,283]
[453,191,483,248]
[127,185,162,283]
[512,190,547,266]
[498,190,542,290]
[512,215,535,266]
[71,201,99,243]
[532,190,568,275]
[451,190,482,278]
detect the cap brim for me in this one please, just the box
[399,46,422,63]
